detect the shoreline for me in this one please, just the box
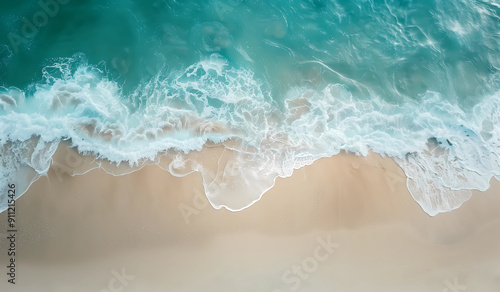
[1,142,499,291]
[6,138,498,216]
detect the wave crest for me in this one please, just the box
[1,55,499,215]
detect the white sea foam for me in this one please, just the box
[0,55,499,215]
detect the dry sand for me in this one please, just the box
[1,144,499,291]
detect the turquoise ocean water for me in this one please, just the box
[0,0,499,215]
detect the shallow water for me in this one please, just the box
[1,0,499,215]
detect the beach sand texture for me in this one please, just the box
[1,144,499,291]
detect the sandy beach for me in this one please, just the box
[1,144,499,292]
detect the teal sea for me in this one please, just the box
[0,0,499,215]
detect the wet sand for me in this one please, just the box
[1,144,499,291]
